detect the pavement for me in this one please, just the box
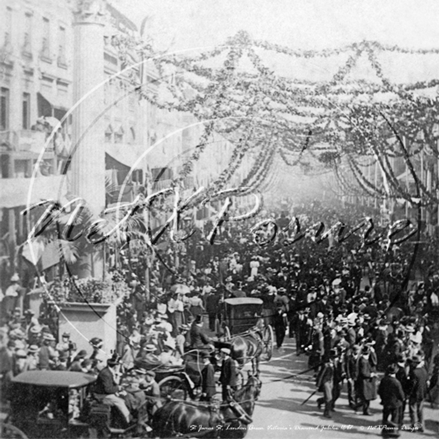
[243,337,439,439]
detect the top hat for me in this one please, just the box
[107,353,122,366]
[194,314,203,324]
[89,337,103,347]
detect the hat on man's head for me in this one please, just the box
[28,345,39,353]
[107,353,122,366]
[194,314,203,324]
[386,363,399,375]
[89,337,103,348]
[9,329,25,340]
[179,324,190,331]
[62,332,70,338]
[145,344,156,353]
[220,348,231,355]
[43,333,56,342]
[15,349,27,358]
[30,325,42,334]
[410,354,423,364]
[24,310,34,316]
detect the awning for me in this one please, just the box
[105,143,143,169]
[0,175,67,208]
[37,92,52,118]
[37,91,69,119]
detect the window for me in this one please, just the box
[130,127,136,143]
[57,26,66,68]
[41,18,51,61]
[114,126,124,144]
[22,93,31,129]
[23,12,32,57]
[4,7,12,52]
[0,88,10,131]
[105,124,113,143]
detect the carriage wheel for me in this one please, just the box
[262,325,274,361]
[224,325,231,341]
[0,423,28,439]
[158,376,188,401]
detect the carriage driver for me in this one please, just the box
[93,353,131,426]
[189,314,214,350]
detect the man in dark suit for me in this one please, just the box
[200,351,216,402]
[93,353,131,425]
[357,346,378,415]
[316,349,336,418]
[378,364,405,437]
[219,348,238,401]
[407,355,429,433]
[205,291,221,332]
[189,314,212,349]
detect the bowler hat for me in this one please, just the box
[386,364,398,374]
[410,354,422,364]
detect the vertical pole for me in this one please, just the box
[70,0,106,279]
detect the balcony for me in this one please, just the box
[0,129,53,153]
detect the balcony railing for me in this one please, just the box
[0,129,53,153]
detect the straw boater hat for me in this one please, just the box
[43,333,56,341]
[145,344,156,353]
[221,348,231,355]
[28,345,39,353]
[30,325,42,334]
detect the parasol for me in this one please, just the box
[170,284,190,294]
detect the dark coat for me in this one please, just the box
[378,375,405,408]
[94,367,119,394]
[316,361,334,391]
[408,366,428,402]
[357,356,377,401]
[219,357,238,387]
[201,363,216,398]
[189,323,210,348]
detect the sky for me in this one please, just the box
[113,0,439,53]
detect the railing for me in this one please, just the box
[0,130,53,152]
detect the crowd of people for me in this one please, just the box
[0,200,438,434]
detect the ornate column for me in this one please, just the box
[71,0,106,217]
[70,0,107,278]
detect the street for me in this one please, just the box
[245,338,439,439]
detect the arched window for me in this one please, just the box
[114,126,124,143]
[130,127,136,143]
[105,124,113,143]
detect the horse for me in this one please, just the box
[151,374,262,438]
[230,331,264,376]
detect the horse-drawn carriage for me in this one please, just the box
[1,369,166,438]
[216,297,273,375]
